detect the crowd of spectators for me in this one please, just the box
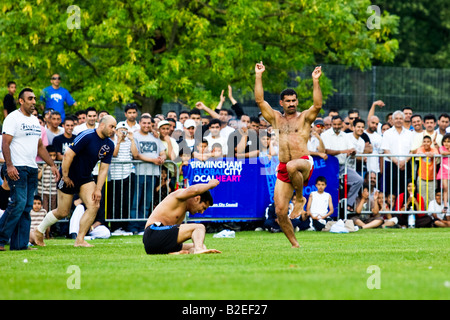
[2,79,450,238]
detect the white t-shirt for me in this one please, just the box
[73,122,99,136]
[204,135,228,156]
[309,191,331,218]
[321,129,348,166]
[380,127,413,162]
[2,110,41,168]
[345,132,365,170]
[365,130,382,173]
[428,200,445,220]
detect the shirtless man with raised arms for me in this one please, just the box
[255,62,323,248]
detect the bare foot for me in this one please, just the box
[169,250,190,255]
[33,229,46,247]
[290,197,307,219]
[74,241,94,247]
[193,249,222,254]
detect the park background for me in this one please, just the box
[0,1,449,121]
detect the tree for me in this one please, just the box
[0,0,399,116]
[376,0,450,69]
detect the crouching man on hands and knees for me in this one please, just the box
[143,179,222,255]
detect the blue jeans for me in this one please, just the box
[128,175,155,233]
[0,166,38,250]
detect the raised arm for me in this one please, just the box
[304,66,323,124]
[255,62,276,124]
[176,179,220,201]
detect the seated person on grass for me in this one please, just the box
[350,185,383,229]
[143,179,222,255]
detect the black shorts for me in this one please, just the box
[57,177,94,195]
[143,224,182,254]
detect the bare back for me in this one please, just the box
[146,189,188,227]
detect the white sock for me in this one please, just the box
[37,211,59,234]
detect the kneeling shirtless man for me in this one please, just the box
[143,179,221,254]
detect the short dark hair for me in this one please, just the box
[18,88,34,101]
[331,115,343,122]
[423,114,436,122]
[34,195,42,202]
[208,118,222,127]
[85,106,97,114]
[124,103,138,113]
[46,145,56,153]
[315,176,327,184]
[353,118,365,127]
[442,133,450,143]
[199,190,213,206]
[280,88,297,101]
[7,81,16,87]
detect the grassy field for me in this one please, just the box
[1,228,449,300]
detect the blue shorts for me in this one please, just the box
[143,224,182,254]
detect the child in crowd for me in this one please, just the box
[192,139,210,161]
[428,189,450,227]
[415,135,439,205]
[351,185,383,229]
[178,149,192,189]
[437,133,450,214]
[153,167,174,209]
[263,194,309,232]
[379,192,399,228]
[210,143,224,160]
[29,195,48,244]
[396,181,432,228]
[37,145,58,212]
[305,176,334,231]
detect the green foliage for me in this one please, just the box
[0,0,399,115]
[376,1,450,68]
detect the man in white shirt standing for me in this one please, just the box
[0,88,59,251]
[380,110,413,196]
[344,119,367,211]
[365,115,383,174]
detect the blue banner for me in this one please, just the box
[185,155,340,221]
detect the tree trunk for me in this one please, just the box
[133,93,164,115]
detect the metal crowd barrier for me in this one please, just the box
[35,160,179,224]
[343,154,450,220]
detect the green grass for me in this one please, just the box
[1,228,449,300]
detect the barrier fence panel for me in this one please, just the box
[343,154,450,223]
[35,154,449,227]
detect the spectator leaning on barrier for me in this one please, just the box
[129,114,166,234]
[0,88,59,251]
[415,135,439,206]
[321,115,352,178]
[108,121,138,230]
[380,110,413,196]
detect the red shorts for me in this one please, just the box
[277,156,314,186]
